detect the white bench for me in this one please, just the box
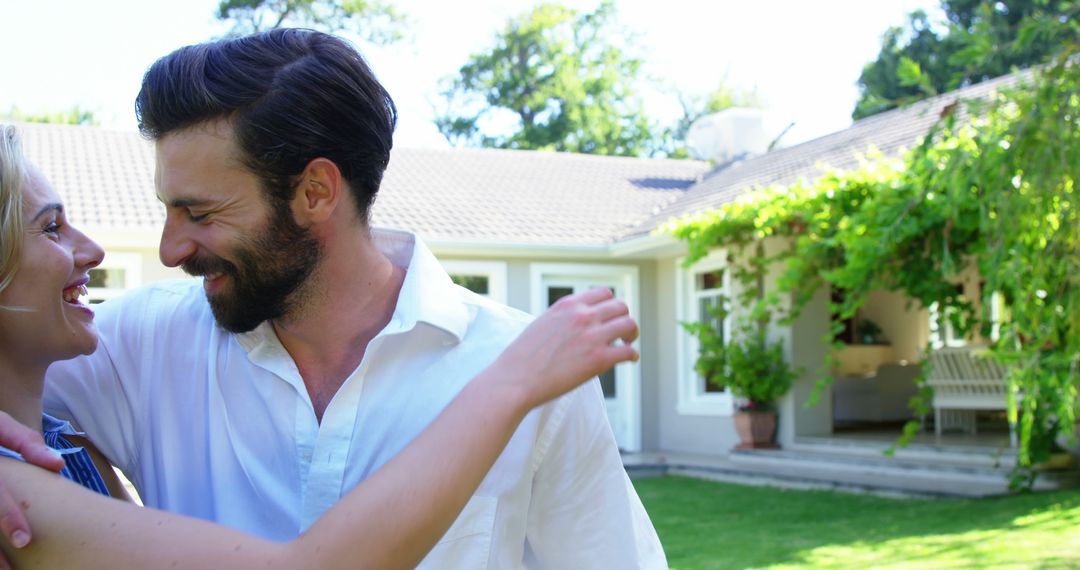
[925,347,1016,446]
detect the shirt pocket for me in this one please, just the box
[417,495,497,570]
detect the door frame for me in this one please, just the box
[529,263,641,452]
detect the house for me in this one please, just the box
[18,68,1069,496]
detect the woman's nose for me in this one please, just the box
[73,226,104,270]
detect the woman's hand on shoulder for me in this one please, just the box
[0,412,63,473]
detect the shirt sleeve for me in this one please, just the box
[523,381,667,569]
[43,290,148,478]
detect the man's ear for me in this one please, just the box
[292,158,342,225]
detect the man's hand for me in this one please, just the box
[492,287,640,408]
[0,411,64,562]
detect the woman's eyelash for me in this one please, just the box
[43,221,62,234]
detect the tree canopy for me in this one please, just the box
[216,0,408,44]
[853,0,1079,119]
[2,106,96,126]
[435,1,656,157]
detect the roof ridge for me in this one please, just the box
[393,144,710,167]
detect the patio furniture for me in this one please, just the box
[925,346,1016,446]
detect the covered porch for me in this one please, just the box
[798,277,1018,447]
[700,281,1080,497]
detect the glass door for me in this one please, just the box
[542,277,637,451]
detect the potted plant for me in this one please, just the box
[856,318,886,345]
[686,315,796,449]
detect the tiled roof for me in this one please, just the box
[18,122,161,230]
[375,147,707,245]
[631,69,1032,237]
[15,123,707,246]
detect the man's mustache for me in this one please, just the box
[182,254,238,278]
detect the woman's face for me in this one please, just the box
[0,165,104,365]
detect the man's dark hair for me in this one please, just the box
[136,28,397,221]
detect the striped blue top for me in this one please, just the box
[0,414,110,496]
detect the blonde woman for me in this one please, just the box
[0,124,639,569]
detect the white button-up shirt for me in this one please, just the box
[45,229,665,569]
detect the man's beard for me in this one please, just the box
[182,204,321,333]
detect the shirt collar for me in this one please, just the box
[236,227,468,354]
[375,227,469,342]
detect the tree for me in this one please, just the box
[853,0,1079,119]
[853,10,958,119]
[216,0,408,44]
[2,106,97,126]
[435,1,656,157]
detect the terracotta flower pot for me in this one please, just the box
[734,410,779,449]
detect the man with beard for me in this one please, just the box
[28,28,666,568]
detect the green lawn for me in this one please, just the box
[634,476,1080,569]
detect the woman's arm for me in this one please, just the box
[0,412,63,558]
[0,287,638,569]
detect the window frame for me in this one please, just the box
[440,259,508,304]
[86,252,143,303]
[676,252,734,416]
[929,284,970,349]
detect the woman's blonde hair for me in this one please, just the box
[0,124,27,298]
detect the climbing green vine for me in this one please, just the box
[667,52,1078,486]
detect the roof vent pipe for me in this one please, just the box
[686,107,768,164]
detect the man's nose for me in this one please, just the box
[159,214,197,268]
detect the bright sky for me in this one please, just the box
[1,0,942,149]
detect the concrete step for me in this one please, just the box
[732,448,1009,479]
[791,435,1018,469]
[624,447,1080,498]
[727,449,1011,497]
[730,447,1079,497]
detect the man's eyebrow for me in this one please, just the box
[157,195,211,209]
[32,203,63,222]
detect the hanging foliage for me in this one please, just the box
[667,51,1078,486]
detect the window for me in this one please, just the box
[451,274,490,296]
[929,284,967,349]
[694,269,728,393]
[86,252,142,304]
[440,260,508,304]
[989,290,1005,342]
[677,253,734,416]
